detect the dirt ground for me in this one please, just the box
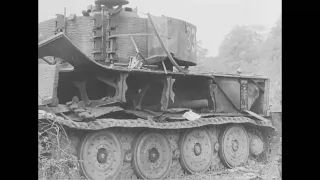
[177,160,281,180]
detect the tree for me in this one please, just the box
[218,25,265,69]
[190,41,229,73]
[257,16,282,107]
[196,40,209,62]
[213,16,282,107]
[190,41,210,73]
[193,15,282,108]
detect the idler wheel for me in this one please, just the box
[250,137,264,156]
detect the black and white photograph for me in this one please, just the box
[38,0,282,179]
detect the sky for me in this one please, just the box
[39,0,281,56]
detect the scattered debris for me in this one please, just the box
[166,108,191,113]
[183,110,201,121]
[128,56,143,69]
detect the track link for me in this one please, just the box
[38,110,275,131]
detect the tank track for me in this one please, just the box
[38,110,279,180]
[38,110,275,130]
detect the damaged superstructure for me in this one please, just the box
[38,0,281,179]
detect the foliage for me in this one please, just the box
[38,118,84,180]
[194,16,282,108]
[38,157,82,180]
[190,41,229,73]
[218,25,265,66]
[196,40,210,63]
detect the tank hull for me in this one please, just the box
[38,8,280,180]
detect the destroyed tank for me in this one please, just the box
[38,0,281,179]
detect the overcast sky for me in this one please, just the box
[39,0,281,56]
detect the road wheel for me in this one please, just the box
[132,131,172,179]
[79,130,123,180]
[179,128,213,173]
[219,124,249,168]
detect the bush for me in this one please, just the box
[38,118,84,180]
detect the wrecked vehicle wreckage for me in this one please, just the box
[38,0,281,179]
